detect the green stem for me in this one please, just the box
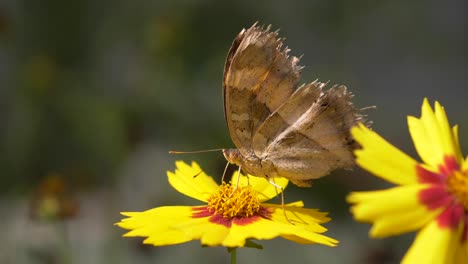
[230,248,237,264]
[56,221,72,264]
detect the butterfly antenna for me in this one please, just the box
[221,161,230,183]
[169,148,224,154]
[268,179,295,225]
[360,105,377,111]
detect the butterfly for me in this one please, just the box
[221,23,368,187]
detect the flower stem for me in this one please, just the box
[56,221,72,264]
[230,248,237,264]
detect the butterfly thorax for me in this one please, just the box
[222,149,273,178]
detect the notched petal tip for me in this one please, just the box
[351,122,419,185]
[409,99,462,168]
[167,161,220,202]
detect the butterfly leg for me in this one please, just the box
[267,179,295,225]
[235,166,242,187]
[228,166,243,198]
[220,161,230,183]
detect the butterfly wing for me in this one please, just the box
[252,82,364,186]
[223,24,302,156]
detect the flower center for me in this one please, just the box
[207,182,260,219]
[446,170,468,210]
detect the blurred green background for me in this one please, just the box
[1,0,467,263]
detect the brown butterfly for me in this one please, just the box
[222,23,368,187]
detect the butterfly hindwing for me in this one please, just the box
[253,83,362,186]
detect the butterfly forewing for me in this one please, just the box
[223,25,301,157]
[222,23,368,187]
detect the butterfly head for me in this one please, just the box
[222,149,241,166]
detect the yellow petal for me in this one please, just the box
[233,172,289,202]
[452,125,463,164]
[265,202,332,227]
[403,220,464,264]
[351,123,419,185]
[348,185,442,237]
[461,156,468,172]
[173,216,231,246]
[117,206,196,246]
[464,159,468,173]
[454,240,468,264]
[117,201,337,248]
[218,204,337,247]
[268,203,337,246]
[167,161,219,202]
[408,99,462,169]
[435,102,463,164]
[119,206,237,247]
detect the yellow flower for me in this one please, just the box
[117,161,337,248]
[348,98,468,264]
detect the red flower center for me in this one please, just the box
[418,156,467,235]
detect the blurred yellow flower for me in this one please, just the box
[117,161,337,248]
[30,173,79,221]
[348,99,468,263]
